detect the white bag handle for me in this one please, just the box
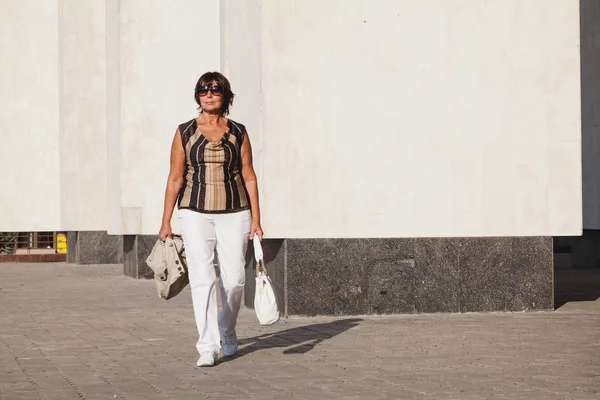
[253,233,263,262]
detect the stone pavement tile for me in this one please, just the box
[288,384,341,400]
[314,380,380,395]
[198,382,257,398]
[221,377,295,395]
[0,377,29,390]
[1,390,41,400]
[107,378,158,394]
[0,382,35,394]
[247,376,299,396]
[514,377,600,399]
[30,377,74,393]
[156,390,211,400]
[75,382,121,397]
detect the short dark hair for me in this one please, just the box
[194,71,235,116]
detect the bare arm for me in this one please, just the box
[240,131,263,240]
[158,128,186,240]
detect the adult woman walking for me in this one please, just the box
[158,72,263,367]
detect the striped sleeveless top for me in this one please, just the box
[177,118,250,214]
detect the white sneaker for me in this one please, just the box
[196,351,217,367]
[221,331,238,357]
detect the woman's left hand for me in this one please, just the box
[249,220,263,241]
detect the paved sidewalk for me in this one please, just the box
[0,263,599,400]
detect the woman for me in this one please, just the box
[158,71,263,367]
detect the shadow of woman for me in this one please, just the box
[231,318,363,359]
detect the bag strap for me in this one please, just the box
[253,234,263,261]
[255,259,267,276]
[253,234,267,276]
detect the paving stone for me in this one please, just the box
[0,262,599,399]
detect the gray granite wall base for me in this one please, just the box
[123,235,156,279]
[243,237,553,316]
[66,232,78,263]
[66,231,123,265]
[554,230,600,269]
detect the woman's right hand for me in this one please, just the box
[158,223,172,241]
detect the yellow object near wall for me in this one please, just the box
[56,233,67,254]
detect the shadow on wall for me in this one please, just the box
[552,1,600,309]
[580,0,600,238]
[554,268,600,308]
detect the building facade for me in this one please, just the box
[2,0,598,315]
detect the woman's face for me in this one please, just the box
[198,80,224,114]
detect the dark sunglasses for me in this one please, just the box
[196,85,223,97]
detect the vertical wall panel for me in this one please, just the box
[0,1,60,231]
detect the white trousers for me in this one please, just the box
[178,208,251,355]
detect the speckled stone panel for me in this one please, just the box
[66,231,77,263]
[458,237,553,312]
[414,238,461,313]
[266,237,553,316]
[75,231,123,265]
[286,239,415,316]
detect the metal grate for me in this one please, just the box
[0,232,64,255]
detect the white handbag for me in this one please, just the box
[253,235,280,325]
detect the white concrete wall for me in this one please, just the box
[220,0,264,192]
[0,1,61,231]
[107,0,221,234]
[254,0,582,238]
[581,0,600,229]
[60,0,108,230]
[0,0,220,234]
[1,0,585,239]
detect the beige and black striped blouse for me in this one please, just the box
[177,118,250,214]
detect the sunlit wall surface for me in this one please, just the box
[1,0,584,239]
